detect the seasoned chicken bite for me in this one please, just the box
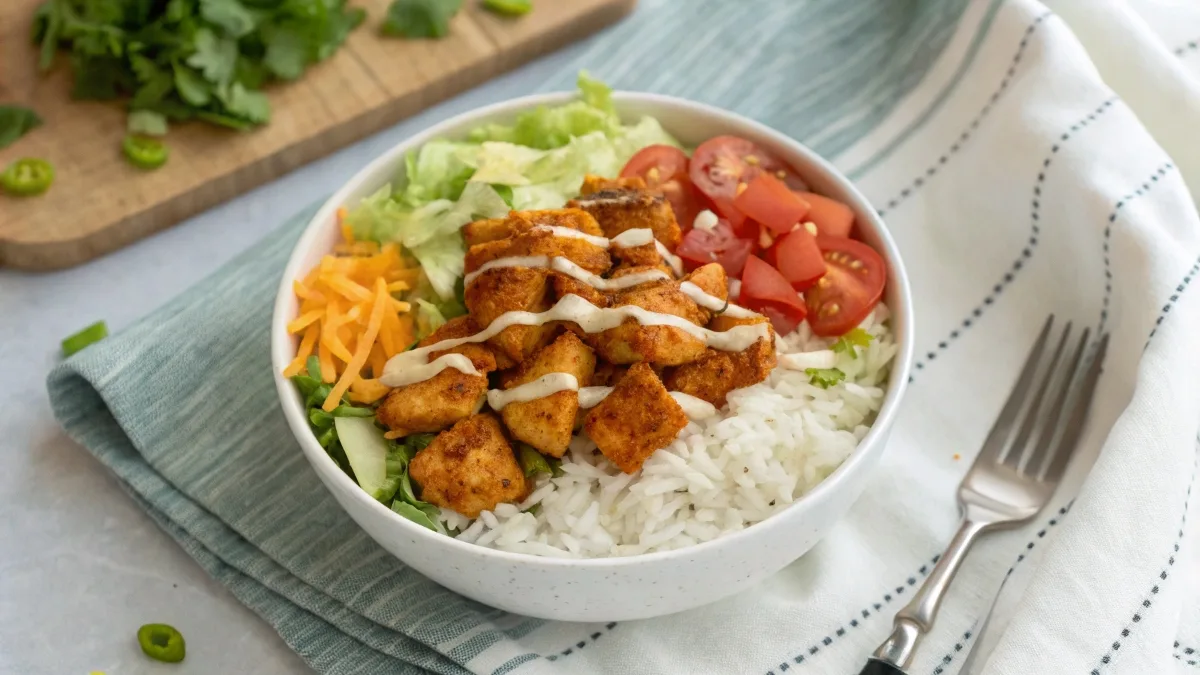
[708,312,769,333]
[663,334,777,408]
[584,363,688,473]
[588,281,709,366]
[499,332,597,457]
[590,361,629,387]
[567,189,682,249]
[377,368,489,437]
[551,271,609,307]
[510,208,604,237]
[580,174,647,195]
[464,266,556,363]
[680,263,729,323]
[465,227,611,276]
[610,263,676,287]
[422,315,497,372]
[409,413,526,518]
[611,241,672,275]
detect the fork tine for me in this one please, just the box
[1041,333,1109,484]
[1002,322,1072,471]
[975,316,1055,465]
[1026,327,1090,478]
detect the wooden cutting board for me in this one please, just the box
[0,0,635,270]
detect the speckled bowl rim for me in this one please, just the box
[271,90,915,569]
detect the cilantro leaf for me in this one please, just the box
[172,63,212,106]
[127,109,168,136]
[805,367,846,389]
[382,0,463,39]
[187,27,238,85]
[216,82,270,124]
[263,23,308,80]
[0,106,43,149]
[199,0,258,38]
[831,328,874,359]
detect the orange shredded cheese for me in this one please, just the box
[283,219,418,408]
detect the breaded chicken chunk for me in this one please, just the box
[567,189,682,249]
[376,368,489,437]
[499,332,597,457]
[680,263,729,323]
[584,363,687,473]
[409,413,525,518]
[580,174,647,195]
[590,361,629,387]
[422,315,498,372]
[708,312,769,333]
[551,271,609,307]
[463,208,603,248]
[588,281,709,366]
[464,266,555,363]
[611,241,672,275]
[663,333,777,407]
[466,227,611,276]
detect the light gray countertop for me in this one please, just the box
[0,49,587,675]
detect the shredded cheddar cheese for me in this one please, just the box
[282,216,418,409]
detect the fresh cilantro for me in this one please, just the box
[33,0,365,133]
[0,106,43,149]
[806,367,846,389]
[831,328,875,359]
[382,0,463,39]
[127,110,168,136]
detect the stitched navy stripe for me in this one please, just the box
[1146,255,1200,348]
[875,12,1053,218]
[1175,39,1199,56]
[1091,442,1198,673]
[1098,163,1177,336]
[540,622,618,663]
[906,96,1119,384]
[1176,653,1200,668]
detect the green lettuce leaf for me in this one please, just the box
[410,233,466,301]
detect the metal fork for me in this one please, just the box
[858,317,1109,675]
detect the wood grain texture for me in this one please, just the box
[0,0,636,270]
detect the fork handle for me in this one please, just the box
[870,517,989,669]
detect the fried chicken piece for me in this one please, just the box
[422,315,498,372]
[376,369,489,437]
[589,361,629,387]
[567,189,682,249]
[708,312,769,333]
[611,241,672,275]
[464,208,604,248]
[679,263,729,323]
[551,271,610,307]
[583,363,687,473]
[588,281,709,366]
[466,227,611,276]
[499,332,597,457]
[464,266,556,363]
[463,217,517,248]
[580,174,647,195]
[409,413,526,518]
[663,334,777,408]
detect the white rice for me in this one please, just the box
[444,304,897,558]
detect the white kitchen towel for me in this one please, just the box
[44,1,1200,674]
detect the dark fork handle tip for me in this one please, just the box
[857,659,907,675]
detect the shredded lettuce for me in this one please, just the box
[342,71,680,302]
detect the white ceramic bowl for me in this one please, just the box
[271,91,914,622]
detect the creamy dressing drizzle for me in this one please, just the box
[382,353,480,387]
[379,294,772,386]
[578,386,717,420]
[462,255,672,290]
[528,225,684,276]
[488,373,579,410]
[678,281,760,319]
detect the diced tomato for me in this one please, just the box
[690,136,805,215]
[620,145,705,231]
[796,191,855,238]
[733,174,811,235]
[740,255,807,334]
[804,236,887,337]
[766,227,826,291]
[676,220,755,277]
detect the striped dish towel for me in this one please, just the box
[46,0,1200,673]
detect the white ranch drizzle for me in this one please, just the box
[678,281,761,320]
[530,225,684,277]
[382,353,479,387]
[578,386,718,420]
[462,255,672,291]
[379,294,772,386]
[488,373,579,410]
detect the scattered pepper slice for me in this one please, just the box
[61,321,109,356]
[482,0,532,16]
[137,623,185,663]
[122,135,169,170]
[1,157,54,196]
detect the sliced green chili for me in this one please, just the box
[1,157,54,196]
[61,321,108,356]
[517,443,551,477]
[122,134,169,170]
[482,0,532,16]
[136,623,185,663]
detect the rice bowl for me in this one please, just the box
[271,84,913,621]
